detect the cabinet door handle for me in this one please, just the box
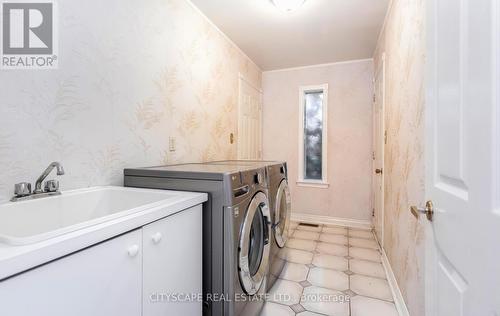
[151,232,162,244]
[127,245,139,257]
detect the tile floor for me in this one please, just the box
[261,221,398,316]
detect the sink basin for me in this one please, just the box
[0,186,180,245]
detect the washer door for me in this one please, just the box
[274,180,291,248]
[239,192,271,295]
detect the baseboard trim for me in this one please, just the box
[379,243,410,316]
[291,212,373,229]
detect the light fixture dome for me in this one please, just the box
[271,0,306,12]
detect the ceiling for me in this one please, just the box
[190,0,389,71]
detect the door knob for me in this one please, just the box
[375,168,383,174]
[410,200,434,221]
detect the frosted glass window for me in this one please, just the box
[298,84,328,186]
[303,91,324,180]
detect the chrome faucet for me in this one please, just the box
[11,162,65,202]
[34,162,65,194]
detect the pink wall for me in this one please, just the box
[262,60,374,221]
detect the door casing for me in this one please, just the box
[373,52,386,247]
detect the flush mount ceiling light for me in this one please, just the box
[271,0,306,12]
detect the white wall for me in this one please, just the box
[262,60,374,221]
[0,0,261,202]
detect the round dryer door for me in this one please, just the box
[274,180,291,248]
[239,192,271,295]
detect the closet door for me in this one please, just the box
[238,75,263,160]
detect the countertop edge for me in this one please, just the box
[0,191,207,281]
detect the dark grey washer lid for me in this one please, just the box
[124,163,258,181]
[208,160,282,168]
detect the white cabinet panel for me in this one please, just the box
[143,205,202,316]
[0,229,142,316]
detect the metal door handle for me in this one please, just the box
[375,168,383,174]
[233,185,250,198]
[410,200,434,221]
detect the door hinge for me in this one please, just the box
[384,130,387,144]
[372,208,375,216]
[372,151,375,160]
[373,94,376,102]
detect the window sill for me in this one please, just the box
[296,181,330,189]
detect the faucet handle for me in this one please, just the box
[14,182,32,197]
[44,180,59,193]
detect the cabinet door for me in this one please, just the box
[143,205,202,316]
[0,229,142,316]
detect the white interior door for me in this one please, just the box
[238,75,263,160]
[425,0,500,315]
[373,53,385,246]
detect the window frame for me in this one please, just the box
[297,84,329,188]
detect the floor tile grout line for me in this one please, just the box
[346,271,388,281]
[320,231,349,237]
[348,245,380,251]
[351,226,394,305]
[349,235,377,241]
[298,245,315,315]
[265,299,307,314]
[273,280,394,305]
[284,222,397,314]
[352,293,396,304]
[347,228,352,316]
[299,224,349,315]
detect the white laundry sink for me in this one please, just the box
[0,186,180,245]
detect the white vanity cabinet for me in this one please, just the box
[0,229,143,316]
[0,205,203,316]
[142,205,202,315]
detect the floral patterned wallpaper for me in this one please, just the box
[0,0,261,202]
[373,0,425,315]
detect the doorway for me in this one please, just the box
[373,53,386,246]
[237,74,263,160]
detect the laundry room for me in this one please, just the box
[0,1,498,316]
